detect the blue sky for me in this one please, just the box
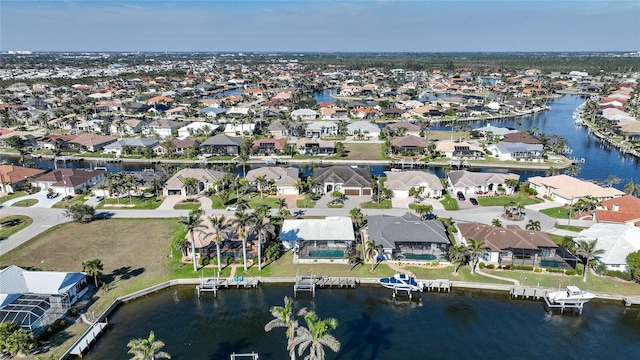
[1,0,639,52]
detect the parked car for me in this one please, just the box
[470,197,479,206]
[475,190,485,195]
[424,213,438,220]
[46,192,59,199]
[456,191,465,201]
[225,205,238,211]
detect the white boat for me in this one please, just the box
[378,273,425,292]
[546,286,595,305]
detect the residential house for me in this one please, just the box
[252,138,287,154]
[198,106,227,118]
[384,170,444,199]
[305,121,338,138]
[346,121,381,138]
[186,215,256,261]
[367,213,450,262]
[223,123,256,137]
[245,167,300,195]
[473,123,517,139]
[0,165,46,193]
[34,134,77,151]
[435,141,484,158]
[312,166,372,196]
[527,175,624,205]
[447,170,520,195]
[75,119,104,133]
[386,122,421,137]
[502,132,542,145]
[280,217,355,263]
[109,118,145,136]
[575,223,640,271]
[102,138,159,157]
[143,119,182,138]
[266,121,288,137]
[296,138,335,155]
[200,134,243,155]
[485,142,544,162]
[620,122,640,143]
[595,195,640,226]
[163,168,228,196]
[320,107,349,120]
[177,122,218,139]
[92,170,166,197]
[33,168,106,196]
[227,107,253,118]
[291,108,317,121]
[390,135,429,154]
[69,134,117,152]
[457,222,565,268]
[0,265,88,335]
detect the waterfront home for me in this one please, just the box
[435,141,484,159]
[305,121,338,138]
[163,168,227,196]
[280,217,355,263]
[185,215,254,262]
[93,170,165,197]
[386,121,421,137]
[595,195,640,226]
[366,213,450,262]
[252,138,287,154]
[619,122,640,143]
[473,123,517,140]
[33,168,106,196]
[312,166,372,196]
[0,265,88,335]
[457,223,566,268]
[574,223,640,271]
[143,119,182,139]
[485,142,544,162]
[102,138,159,157]
[390,135,429,155]
[502,132,542,145]
[447,170,519,195]
[291,108,317,121]
[199,134,243,155]
[109,118,144,136]
[346,121,381,138]
[198,106,227,118]
[527,175,624,205]
[296,138,335,155]
[153,138,200,157]
[69,134,117,152]
[223,123,255,137]
[35,134,77,151]
[246,167,299,195]
[384,170,444,199]
[0,165,46,193]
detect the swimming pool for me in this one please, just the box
[308,249,345,258]
[403,253,437,261]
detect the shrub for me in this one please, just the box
[513,265,534,271]
[566,269,577,276]
[478,262,486,269]
[225,256,234,265]
[431,261,439,267]
[606,270,632,281]
[485,264,495,269]
[199,257,209,266]
[546,268,565,273]
[525,188,538,196]
[503,264,511,270]
[534,268,542,273]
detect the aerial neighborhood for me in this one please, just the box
[0,52,639,358]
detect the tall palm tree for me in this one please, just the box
[251,213,275,271]
[466,239,486,274]
[255,174,268,198]
[179,209,205,272]
[233,210,254,271]
[349,207,366,230]
[365,239,378,273]
[209,215,230,272]
[235,197,250,211]
[127,331,171,360]
[276,198,288,212]
[182,177,198,200]
[623,181,640,196]
[525,219,541,231]
[447,245,467,275]
[292,309,341,360]
[575,239,605,282]
[264,296,298,360]
[82,258,104,287]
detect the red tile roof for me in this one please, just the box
[596,195,640,224]
[0,165,46,184]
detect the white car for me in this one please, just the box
[225,206,238,211]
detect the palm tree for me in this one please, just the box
[179,209,206,272]
[251,213,276,271]
[4,328,35,357]
[466,239,486,274]
[292,309,341,360]
[235,197,250,211]
[264,296,298,360]
[623,181,640,196]
[365,239,378,273]
[276,198,288,212]
[575,239,605,282]
[491,218,503,227]
[82,258,104,287]
[447,245,467,275]
[182,177,198,200]
[127,331,171,360]
[525,219,541,231]
[233,210,254,271]
[293,180,306,196]
[209,215,230,272]
[255,174,268,198]
[149,178,163,197]
[349,207,366,230]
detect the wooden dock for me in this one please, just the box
[624,297,640,307]
[69,322,108,357]
[510,286,551,300]
[423,279,452,292]
[197,276,259,297]
[293,275,357,297]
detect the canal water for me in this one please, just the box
[82,285,640,360]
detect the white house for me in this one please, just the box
[575,224,640,271]
[384,170,444,199]
[177,122,218,139]
[485,142,544,162]
[291,108,317,121]
[280,217,354,264]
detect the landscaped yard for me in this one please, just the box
[0,215,33,239]
[360,199,392,209]
[0,191,27,203]
[174,201,201,210]
[210,192,284,210]
[51,195,87,209]
[11,199,38,207]
[97,196,163,210]
[540,206,572,219]
[440,193,459,210]
[476,192,541,207]
[296,194,317,208]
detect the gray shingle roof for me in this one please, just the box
[312,166,372,188]
[367,213,449,249]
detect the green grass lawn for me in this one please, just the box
[296,194,317,208]
[555,224,584,232]
[174,202,201,210]
[540,206,571,219]
[547,233,573,245]
[360,199,392,209]
[12,199,38,207]
[211,192,283,210]
[0,191,27,203]
[0,215,33,239]
[440,193,459,210]
[97,196,163,210]
[476,192,541,206]
[343,143,386,160]
[51,195,87,209]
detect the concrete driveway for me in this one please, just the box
[3,190,65,208]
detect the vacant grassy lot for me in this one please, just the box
[476,192,540,206]
[343,143,385,160]
[0,215,33,239]
[540,206,572,219]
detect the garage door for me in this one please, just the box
[362,189,372,195]
[344,189,360,196]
